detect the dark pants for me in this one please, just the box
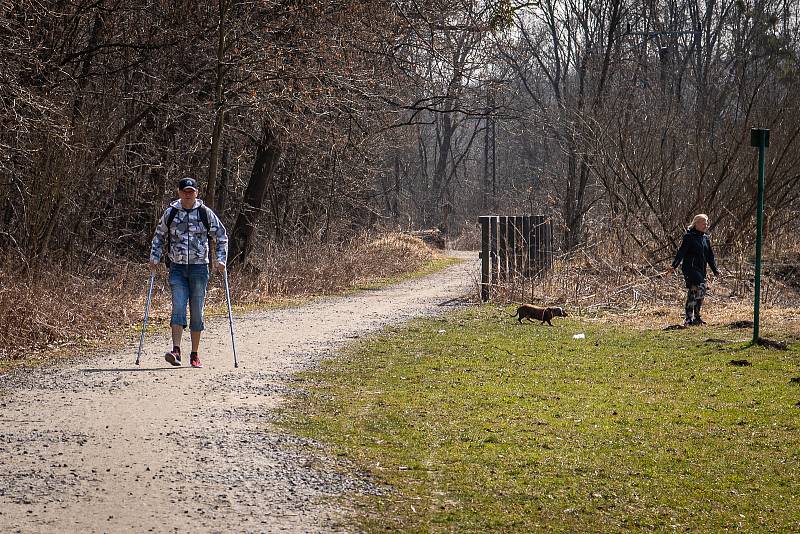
[684,281,707,322]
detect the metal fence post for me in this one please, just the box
[750,128,769,343]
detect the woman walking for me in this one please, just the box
[669,214,720,326]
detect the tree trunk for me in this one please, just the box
[217,144,230,215]
[428,112,454,225]
[228,124,280,267]
[562,145,577,250]
[205,0,229,210]
[72,9,104,124]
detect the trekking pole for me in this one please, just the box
[135,271,156,366]
[223,268,238,368]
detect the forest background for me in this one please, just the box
[2,0,799,358]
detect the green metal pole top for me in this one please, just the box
[750,128,770,147]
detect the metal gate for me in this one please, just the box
[478,215,554,302]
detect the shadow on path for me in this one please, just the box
[82,366,193,373]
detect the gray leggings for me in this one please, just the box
[685,282,707,321]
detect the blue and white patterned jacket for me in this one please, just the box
[150,200,228,265]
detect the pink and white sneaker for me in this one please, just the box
[164,348,181,366]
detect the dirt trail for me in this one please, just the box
[0,255,475,533]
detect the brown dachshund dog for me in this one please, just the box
[511,305,568,326]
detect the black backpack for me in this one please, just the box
[162,205,211,266]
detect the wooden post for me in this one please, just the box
[499,216,508,279]
[537,216,548,270]
[515,215,525,277]
[508,216,516,277]
[522,215,531,277]
[542,217,553,269]
[479,216,490,302]
[528,215,536,275]
[532,215,545,274]
[490,216,499,285]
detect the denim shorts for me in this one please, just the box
[169,264,210,331]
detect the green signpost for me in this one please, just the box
[750,128,769,343]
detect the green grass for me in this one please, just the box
[283,306,800,532]
[205,295,310,317]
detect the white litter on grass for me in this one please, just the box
[438,329,446,334]
[573,333,586,339]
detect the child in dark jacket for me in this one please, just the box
[669,214,719,325]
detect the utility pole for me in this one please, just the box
[625,22,701,92]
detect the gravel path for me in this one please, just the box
[0,255,475,533]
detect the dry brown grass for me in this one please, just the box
[232,232,438,301]
[0,265,150,358]
[447,223,480,250]
[0,233,440,363]
[486,239,800,336]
